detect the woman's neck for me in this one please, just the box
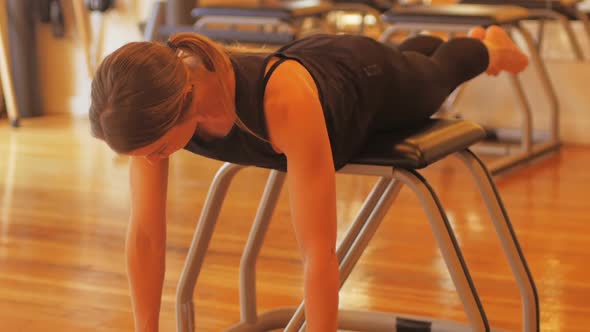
[192,56,237,140]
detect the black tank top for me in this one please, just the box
[184,34,402,171]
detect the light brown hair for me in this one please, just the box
[89,33,264,154]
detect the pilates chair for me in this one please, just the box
[175,119,539,332]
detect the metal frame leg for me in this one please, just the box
[338,179,403,288]
[72,0,94,77]
[475,73,534,173]
[144,1,166,42]
[535,17,546,53]
[511,22,560,144]
[167,0,194,26]
[0,0,20,127]
[281,167,493,332]
[335,177,392,263]
[178,160,531,331]
[456,150,540,332]
[574,7,590,53]
[239,170,286,324]
[289,169,491,332]
[176,163,246,332]
[393,169,490,332]
[479,22,561,174]
[285,178,403,332]
[528,9,584,60]
[225,177,396,332]
[509,74,534,154]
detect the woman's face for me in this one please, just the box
[129,85,199,164]
[128,113,199,164]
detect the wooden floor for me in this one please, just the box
[0,115,589,332]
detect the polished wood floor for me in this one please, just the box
[0,115,589,332]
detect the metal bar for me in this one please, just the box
[239,171,286,324]
[393,169,489,332]
[456,150,540,332]
[0,0,19,127]
[176,163,246,332]
[512,23,560,143]
[528,8,584,60]
[144,1,166,41]
[507,73,533,154]
[336,178,393,262]
[167,0,195,26]
[573,7,590,57]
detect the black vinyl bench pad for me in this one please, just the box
[351,119,486,169]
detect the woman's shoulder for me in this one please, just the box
[263,57,319,108]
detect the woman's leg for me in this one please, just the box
[376,26,528,129]
[397,34,444,56]
[429,37,490,89]
[423,26,528,92]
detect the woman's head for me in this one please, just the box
[89,33,233,161]
[89,40,190,155]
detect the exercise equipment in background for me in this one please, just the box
[3,0,44,123]
[86,0,116,13]
[40,0,66,38]
[72,0,116,78]
[0,0,19,127]
[144,0,333,45]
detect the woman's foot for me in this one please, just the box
[468,26,486,41]
[480,25,529,76]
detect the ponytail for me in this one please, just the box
[167,33,229,73]
[167,33,270,144]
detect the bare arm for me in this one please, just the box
[127,156,169,332]
[264,60,339,332]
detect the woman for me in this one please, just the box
[89,26,527,332]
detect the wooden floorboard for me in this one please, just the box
[0,115,589,331]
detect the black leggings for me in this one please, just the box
[374,35,489,130]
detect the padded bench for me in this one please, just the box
[379,4,560,175]
[175,119,539,332]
